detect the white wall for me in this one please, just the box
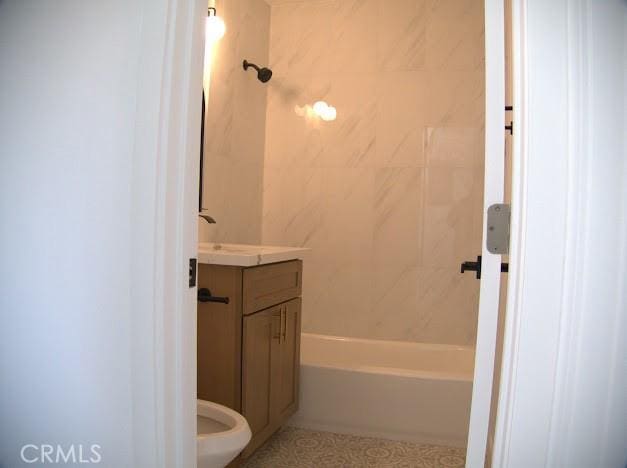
[493,0,627,466]
[0,1,202,466]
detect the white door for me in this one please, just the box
[465,0,506,466]
[149,0,206,466]
[0,1,204,466]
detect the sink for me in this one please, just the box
[198,242,309,267]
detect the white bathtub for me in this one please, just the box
[289,333,475,448]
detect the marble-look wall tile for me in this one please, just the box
[204,155,264,244]
[414,267,479,345]
[323,74,377,167]
[373,168,424,268]
[427,0,485,22]
[421,167,482,268]
[324,168,375,263]
[425,127,483,167]
[370,266,422,341]
[261,0,485,346]
[331,0,379,74]
[261,167,328,250]
[376,72,427,167]
[423,71,485,126]
[199,0,270,244]
[269,1,334,76]
[204,75,235,157]
[303,259,374,338]
[426,0,485,71]
[377,0,427,71]
[264,76,332,168]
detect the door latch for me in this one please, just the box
[189,258,197,288]
[461,255,509,280]
[505,105,513,135]
[461,256,483,279]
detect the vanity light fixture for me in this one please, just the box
[206,7,225,43]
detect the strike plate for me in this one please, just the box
[487,204,510,254]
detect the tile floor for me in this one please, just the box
[242,427,466,468]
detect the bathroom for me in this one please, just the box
[197,0,487,466]
[2,0,625,467]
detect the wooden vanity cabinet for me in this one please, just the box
[273,298,301,423]
[241,298,301,456]
[197,260,302,459]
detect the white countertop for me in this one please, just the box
[198,242,309,267]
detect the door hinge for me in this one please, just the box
[189,258,197,288]
[487,204,511,254]
[505,105,513,135]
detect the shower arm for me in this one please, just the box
[243,60,260,72]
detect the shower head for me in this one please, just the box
[243,60,273,83]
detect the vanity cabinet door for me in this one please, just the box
[241,305,282,457]
[241,299,301,458]
[274,298,301,422]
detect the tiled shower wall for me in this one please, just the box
[261,0,485,345]
[199,0,270,244]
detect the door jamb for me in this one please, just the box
[465,0,506,466]
[130,0,204,466]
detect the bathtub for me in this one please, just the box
[289,333,475,448]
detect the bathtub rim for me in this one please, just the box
[300,332,475,382]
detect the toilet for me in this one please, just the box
[197,400,252,468]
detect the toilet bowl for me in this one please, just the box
[197,400,251,468]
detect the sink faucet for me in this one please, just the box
[199,212,216,224]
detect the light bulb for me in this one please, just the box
[322,106,337,121]
[206,15,225,42]
[312,101,337,121]
[313,101,328,116]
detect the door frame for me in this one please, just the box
[131,0,205,466]
[465,0,506,465]
[152,0,604,468]
[157,0,509,466]
[490,0,627,465]
[156,1,626,466]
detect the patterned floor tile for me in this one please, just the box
[242,427,466,468]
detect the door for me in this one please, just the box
[0,1,204,467]
[241,305,282,456]
[465,0,506,466]
[274,298,302,421]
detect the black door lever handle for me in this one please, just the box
[461,256,509,280]
[461,256,482,279]
[197,288,230,304]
